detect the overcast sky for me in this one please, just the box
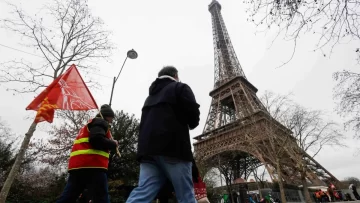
[0,0,359,182]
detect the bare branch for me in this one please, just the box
[0,0,114,93]
[246,0,360,63]
[333,70,360,137]
[259,90,345,189]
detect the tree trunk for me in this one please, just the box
[227,185,234,203]
[255,180,263,199]
[301,172,312,203]
[275,158,287,203]
[0,122,37,203]
[225,179,234,203]
[253,171,263,199]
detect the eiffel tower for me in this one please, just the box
[193,0,340,186]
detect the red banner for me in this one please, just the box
[26,64,98,123]
[194,175,208,201]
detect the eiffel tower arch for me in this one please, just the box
[193,0,340,186]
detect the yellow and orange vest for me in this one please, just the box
[68,119,112,171]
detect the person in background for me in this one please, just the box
[249,194,256,203]
[126,66,200,203]
[327,184,335,202]
[222,194,229,203]
[349,183,360,200]
[314,190,321,203]
[57,104,118,203]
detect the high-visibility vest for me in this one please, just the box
[68,119,112,171]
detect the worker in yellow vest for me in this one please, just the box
[56,104,118,203]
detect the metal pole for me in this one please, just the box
[116,56,128,81]
[109,56,128,106]
[109,76,116,106]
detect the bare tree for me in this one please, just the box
[288,105,344,157]
[260,91,294,123]
[253,167,267,192]
[0,118,13,143]
[0,118,37,186]
[0,0,113,201]
[216,154,236,203]
[286,104,344,203]
[0,0,114,93]
[5,165,67,202]
[260,90,296,203]
[0,119,14,184]
[202,168,219,189]
[260,91,345,203]
[268,137,289,203]
[246,0,360,65]
[343,177,360,186]
[333,70,360,137]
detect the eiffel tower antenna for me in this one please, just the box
[209,0,246,88]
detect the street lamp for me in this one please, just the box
[109,49,138,106]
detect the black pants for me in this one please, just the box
[354,190,360,200]
[56,170,109,203]
[157,179,174,203]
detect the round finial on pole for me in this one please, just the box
[127,49,138,59]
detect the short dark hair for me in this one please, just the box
[158,66,178,78]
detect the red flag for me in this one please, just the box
[194,174,208,201]
[26,64,98,123]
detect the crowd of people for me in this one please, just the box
[54,66,207,203]
[313,183,360,202]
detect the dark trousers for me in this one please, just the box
[56,170,109,203]
[157,179,173,203]
[354,190,360,200]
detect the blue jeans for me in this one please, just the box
[126,156,196,203]
[56,170,110,203]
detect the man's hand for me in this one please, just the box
[113,140,121,157]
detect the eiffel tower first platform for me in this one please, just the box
[193,0,340,186]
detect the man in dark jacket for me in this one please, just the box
[126,66,200,203]
[56,104,118,203]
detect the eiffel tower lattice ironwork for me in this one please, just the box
[193,0,340,186]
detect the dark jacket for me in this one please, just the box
[88,117,117,152]
[137,77,200,161]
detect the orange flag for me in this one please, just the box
[26,64,98,123]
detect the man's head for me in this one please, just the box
[158,66,179,81]
[100,104,115,123]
